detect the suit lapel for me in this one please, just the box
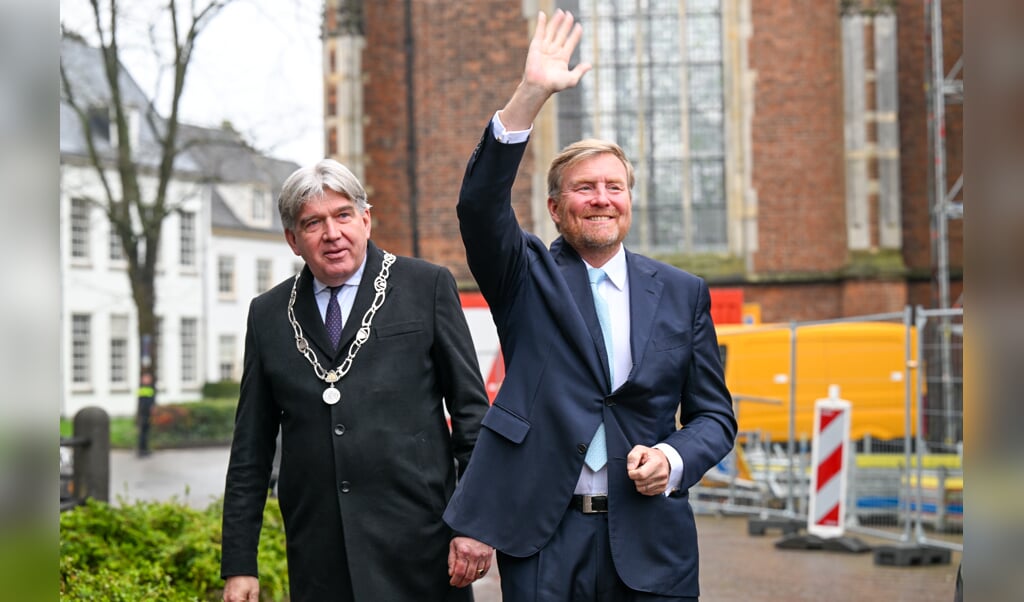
[551,237,612,391]
[335,241,386,357]
[293,266,336,358]
[625,250,662,380]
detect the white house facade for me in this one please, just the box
[60,36,300,418]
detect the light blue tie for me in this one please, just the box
[585,267,611,471]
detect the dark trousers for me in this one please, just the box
[137,398,154,454]
[496,508,697,602]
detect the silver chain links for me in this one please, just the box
[287,251,396,386]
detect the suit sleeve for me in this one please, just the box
[430,267,490,478]
[665,279,738,491]
[221,302,281,579]
[456,123,531,312]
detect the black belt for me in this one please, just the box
[570,494,608,514]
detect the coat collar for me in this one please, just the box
[292,241,389,360]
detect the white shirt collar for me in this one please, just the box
[313,254,368,296]
[584,245,627,292]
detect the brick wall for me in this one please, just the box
[748,1,848,275]
[335,1,963,317]
[361,1,531,283]
[896,0,964,275]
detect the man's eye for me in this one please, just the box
[577,184,594,192]
[303,219,321,232]
[608,184,625,193]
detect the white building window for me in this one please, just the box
[181,317,198,384]
[108,223,125,262]
[180,211,196,267]
[252,188,269,221]
[110,314,129,386]
[87,106,111,144]
[218,334,236,381]
[71,313,91,385]
[256,258,273,294]
[70,198,91,260]
[218,256,235,296]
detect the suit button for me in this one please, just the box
[577,443,588,454]
[339,481,351,493]
[334,424,346,436]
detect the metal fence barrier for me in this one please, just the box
[692,306,963,558]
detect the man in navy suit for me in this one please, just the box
[444,10,737,601]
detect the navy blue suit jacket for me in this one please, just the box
[443,125,737,597]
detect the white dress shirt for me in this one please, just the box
[312,254,367,329]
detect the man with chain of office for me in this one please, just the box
[221,158,490,601]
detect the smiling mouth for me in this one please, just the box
[586,216,615,221]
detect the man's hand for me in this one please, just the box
[626,445,671,496]
[523,10,592,95]
[223,575,259,602]
[499,10,593,131]
[447,536,494,588]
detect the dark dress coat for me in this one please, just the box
[222,241,490,601]
[443,125,738,598]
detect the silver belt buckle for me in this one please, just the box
[582,495,600,513]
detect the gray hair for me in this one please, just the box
[278,159,372,231]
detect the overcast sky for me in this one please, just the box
[60,0,325,166]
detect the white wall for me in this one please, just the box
[60,164,207,417]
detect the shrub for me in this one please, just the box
[63,398,240,450]
[202,380,241,400]
[60,497,289,601]
[149,399,238,448]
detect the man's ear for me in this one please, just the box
[284,228,302,256]
[547,196,560,223]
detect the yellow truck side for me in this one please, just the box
[716,322,919,442]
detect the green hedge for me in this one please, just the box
[60,497,289,601]
[148,399,238,448]
[60,399,240,449]
[202,380,241,399]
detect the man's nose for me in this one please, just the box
[590,185,613,205]
[323,217,341,239]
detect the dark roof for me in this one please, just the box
[60,35,300,234]
[59,36,201,172]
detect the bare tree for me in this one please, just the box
[60,0,233,417]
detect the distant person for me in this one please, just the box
[136,372,155,458]
[220,159,490,602]
[444,10,737,601]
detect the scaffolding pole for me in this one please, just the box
[924,0,962,449]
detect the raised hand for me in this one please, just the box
[498,10,592,132]
[523,10,592,94]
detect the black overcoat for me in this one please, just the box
[223,241,489,601]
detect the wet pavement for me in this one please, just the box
[111,447,960,601]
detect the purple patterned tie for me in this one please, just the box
[325,286,343,349]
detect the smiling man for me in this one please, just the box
[443,11,737,602]
[220,159,490,602]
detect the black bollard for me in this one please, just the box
[72,406,110,503]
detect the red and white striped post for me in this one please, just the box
[807,385,852,538]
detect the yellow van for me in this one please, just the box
[716,321,919,442]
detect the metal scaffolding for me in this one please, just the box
[923,0,963,449]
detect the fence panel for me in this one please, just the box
[693,308,963,555]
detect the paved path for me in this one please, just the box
[111,447,959,601]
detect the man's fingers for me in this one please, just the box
[551,9,575,47]
[626,446,649,472]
